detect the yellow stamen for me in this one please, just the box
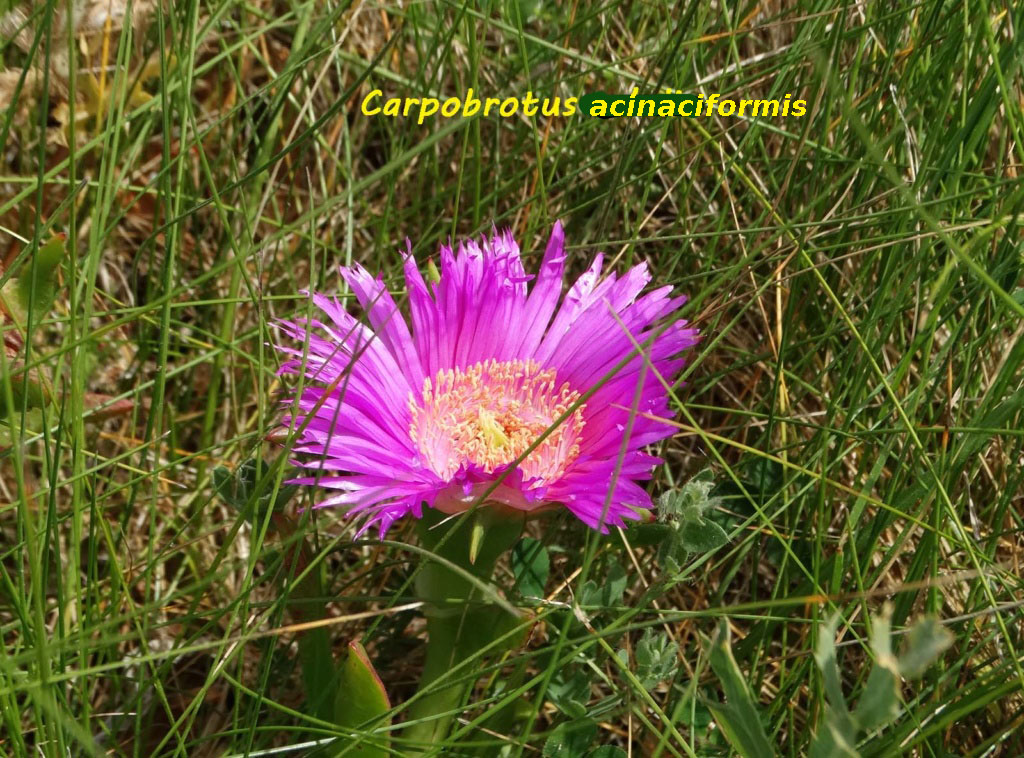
[409,359,585,482]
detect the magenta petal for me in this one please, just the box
[340,262,425,391]
[513,221,567,359]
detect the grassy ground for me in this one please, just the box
[1,0,1023,756]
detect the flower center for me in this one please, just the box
[409,359,585,482]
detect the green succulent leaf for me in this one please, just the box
[0,367,50,416]
[15,233,66,325]
[330,640,391,757]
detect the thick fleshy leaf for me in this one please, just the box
[333,640,391,757]
[403,508,526,748]
[15,233,65,324]
[0,365,50,415]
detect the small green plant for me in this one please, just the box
[633,628,680,691]
[810,607,954,757]
[704,609,954,757]
[704,621,774,758]
[655,469,731,573]
[542,718,627,758]
[214,457,393,755]
[0,233,65,417]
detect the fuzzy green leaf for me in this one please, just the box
[809,709,861,758]
[549,668,591,719]
[622,521,673,548]
[705,620,774,758]
[658,470,715,522]
[678,517,730,553]
[580,561,627,609]
[212,457,297,521]
[898,617,954,679]
[634,629,679,689]
[543,719,598,758]
[742,457,784,496]
[853,665,900,734]
[853,612,900,733]
[655,470,730,569]
[588,747,627,757]
[212,465,237,506]
[813,615,857,738]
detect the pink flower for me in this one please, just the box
[275,223,699,537]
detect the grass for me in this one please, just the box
[1,0,1023,755]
